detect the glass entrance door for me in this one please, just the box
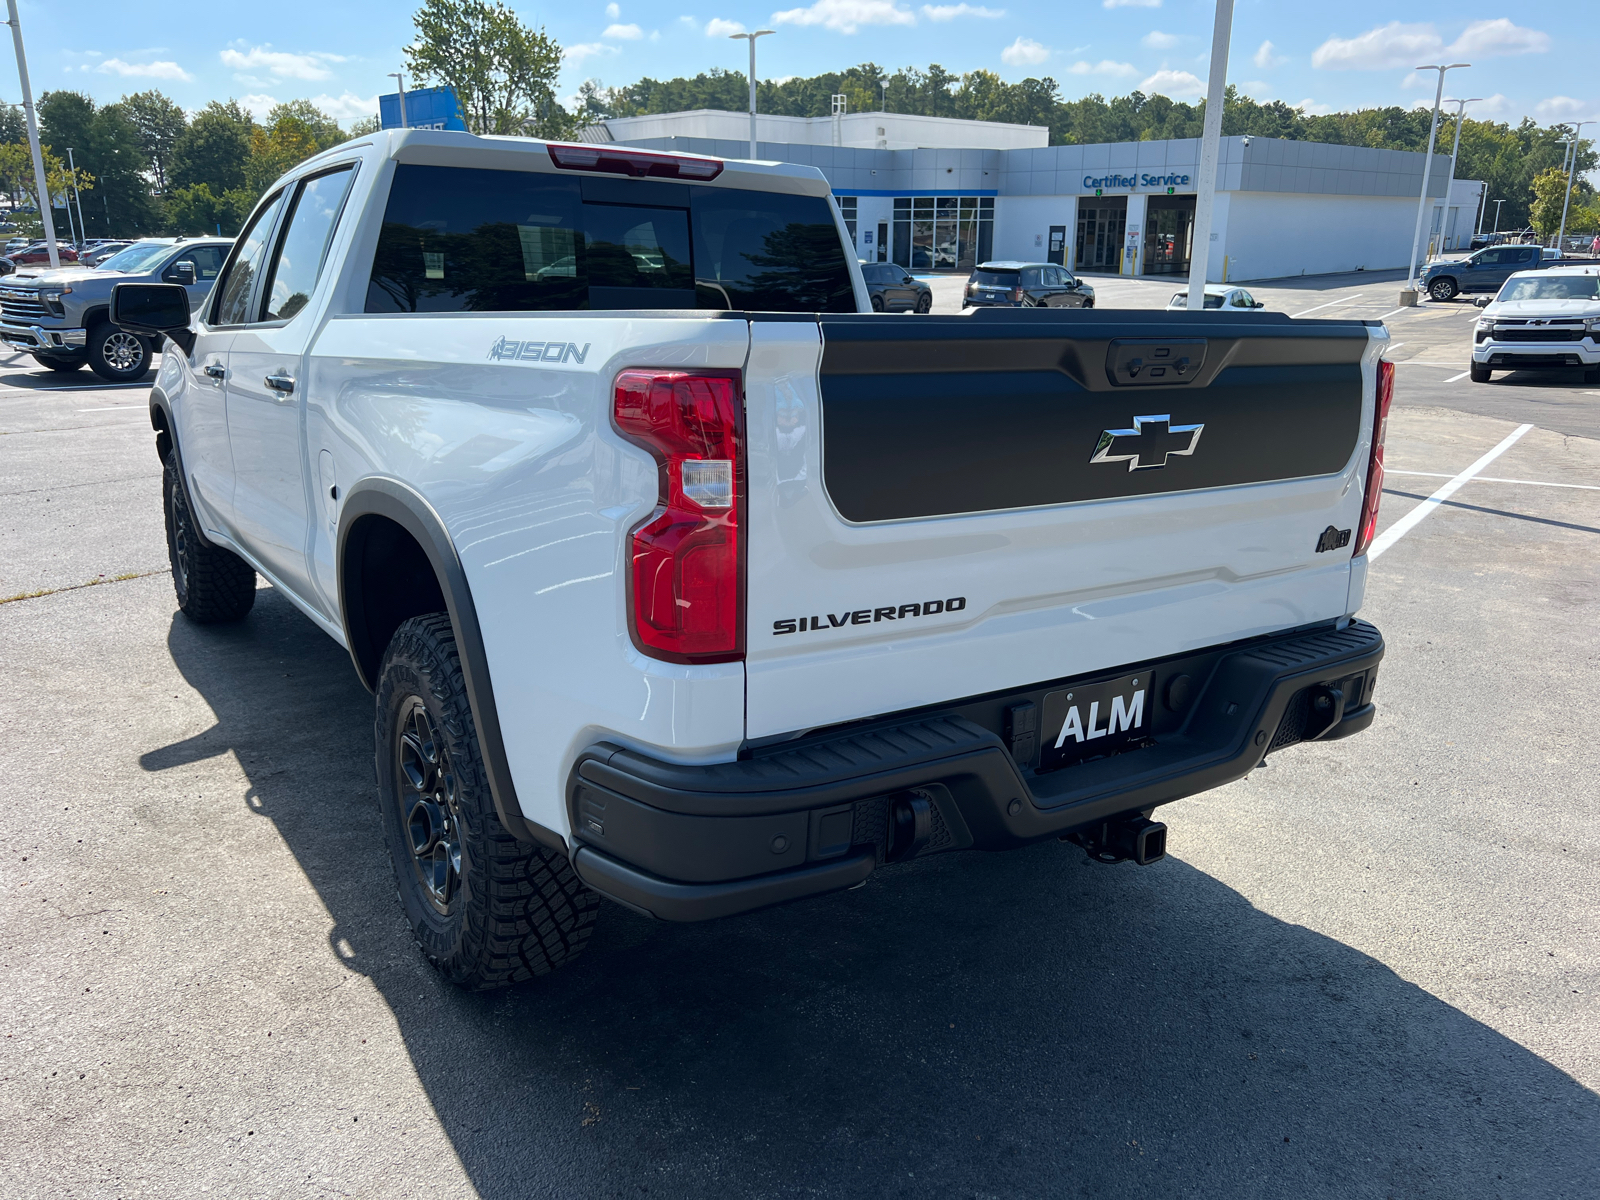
[1143,195,1195,275]
[1075,198,1127,272]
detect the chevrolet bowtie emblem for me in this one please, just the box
[1090,414,1204,471]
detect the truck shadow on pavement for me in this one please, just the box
[144,586,1599,1199]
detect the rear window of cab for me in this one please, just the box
[365,163,855,314]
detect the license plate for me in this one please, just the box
[1039,672,1154,770]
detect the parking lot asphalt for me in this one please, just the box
[3,292,1598,1200]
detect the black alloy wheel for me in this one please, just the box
[870,293,885,312]
[1429,277,1459,302]
[395,698,464,915]
[86,319,151,382]
[914,291,932,313]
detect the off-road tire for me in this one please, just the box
[32,353,85,373]
[375,614,599,989]
[914,292,932,313]
[1429,277,1459,302]
[1469,361,1492,384]
[162,450,256,623]
[86,319,152,382]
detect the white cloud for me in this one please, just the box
[606,2,620,16]
[1103,0,1159,7]
[1535,96,1595,121]
[1296,98,1334,116]
[311,91,380,123]
[565,42,620,63]
[239,94,280,121]
[770,0,915,33]
[1252,39,1284,69]
[921,3,1003,18]
[678,15,699,30]
[1001,36,1050,66]
[1142,30,1178,50]
[1067,59,1139,77]
[1139,68,1204,98]
[603,22,644,38]
[1473,94,1513,118]
[96,58,192,81]
[219,45,344,82]
[1450,18,1550,58]
[705,17,746,35]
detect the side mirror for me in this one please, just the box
[1253,301,1265,308]
[170,260,197,285]
[111,282,194,355]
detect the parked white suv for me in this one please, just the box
[1470,265,1600,383]
[113,129,1390,988]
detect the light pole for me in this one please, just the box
[1491,199,1505,235]
[3,0,58,268]
[728,30,775,160]
[1557,120,1591,250]
[880,80,888,112]
[66,146,87,242]
[1403,62,1469,303]
[1186,0,1234,310]
[388,72,409,129]
[1441,97,1480,251]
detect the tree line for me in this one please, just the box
[578,65,1598,234]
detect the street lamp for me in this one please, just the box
[1403,62,1469,304]
[388,72,409,129]
[1557,120,1592,250]
[1186,0,1235,310]
[3,0,59,267]
[1491,198,1505,235]
[881,80,888,112]
[1441,97,1481,251]
[728,30,775,160]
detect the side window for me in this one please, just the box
[1518,247,1537,263]
[1230,290,1251,307]
[688,186,854,312]
[212,191,287,326]
[1021,267,1043,288]
[164,244,227,282]
[260,167,356,322]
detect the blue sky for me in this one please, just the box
[7,0,1594,132]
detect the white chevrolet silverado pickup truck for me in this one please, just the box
[112,129,1391,989]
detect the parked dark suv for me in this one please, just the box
[861,262,932,313]
[963,261,1095,309]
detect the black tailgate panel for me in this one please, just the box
[817,309,1369,523]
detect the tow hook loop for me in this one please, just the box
[1305,684,1346,741]
[885,792,932,862]
[1066,816,1167,866]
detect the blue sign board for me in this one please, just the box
[379,86,468,132]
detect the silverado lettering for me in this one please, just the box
[773,597,967,635]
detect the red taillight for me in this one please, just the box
[613,370,744,663]
[1011,286,1024,302]
[1353,358,1394,557]
[546,142,723,181]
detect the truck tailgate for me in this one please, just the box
[742,309,1382,742]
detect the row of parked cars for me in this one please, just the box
[0,237,138,273]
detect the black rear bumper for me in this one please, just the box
[569,620,1384,921]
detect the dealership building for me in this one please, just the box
[584,110,1484,283]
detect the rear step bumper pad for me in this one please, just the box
[568,620,1384,921]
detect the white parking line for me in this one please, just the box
[76,405,146,413]
[1443,370,1471,383]
[1369,424,1535,560]
[1292,294,1363,317]
[1376,308,1409,322]
[1387,469,1600,491]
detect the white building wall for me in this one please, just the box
[601,109,1047,151]
[992,195,1077,263]
[853,195,896,261]
[1216,191,1419,281]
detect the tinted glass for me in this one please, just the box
[1204,294,1224,308]
[1498,276,1600,301]
[213,191,286,326]
[366,165,855,314]
[1517,247,1537,261]
[689,186,854,312]
[99,242,176,273]
[1020,268,1043,288]
[972,269,1017,287]
[262,168,355,321]
[165,245,227,282]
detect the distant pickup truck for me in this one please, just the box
[0,238,230,380]
[1470,265,1600,383]
[111,129,1390,989]
[1419,244,1598,302]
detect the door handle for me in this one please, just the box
[264,371,296,395]
[203,363,226,379]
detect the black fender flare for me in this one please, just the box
[148,385,217,550]
[337,477,565,852]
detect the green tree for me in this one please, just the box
[121,90,189,193]
[265,99,347,151]
[170,100,254,195]
[346,114,383,137]
[38,91,157,236]
[407,0,566,136]
[1528,165,1596,237]
[166,182,253,236]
